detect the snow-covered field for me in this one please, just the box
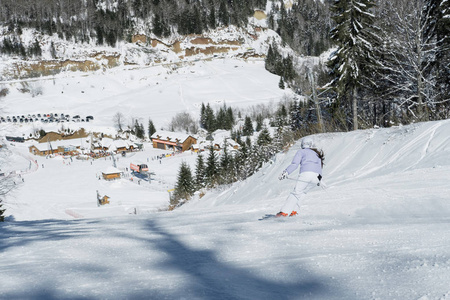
[0,58,288,138]
[1,61,450,299]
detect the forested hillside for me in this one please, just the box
[0,0,269,49]
[0,0,331,55]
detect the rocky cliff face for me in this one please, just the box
[0,24,277,81]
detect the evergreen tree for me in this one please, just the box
[96,26,104,45]
[226,107,235,130]
[134,120,145,139]
[172,161,195,206]
[279,77,285,89]
[200,103,207,129]
[194,154,206,190]
[152,12,164,37]
[218,1,230,26]
[257,126,272,146]
[242,116,254,136]
[208,7,216,28]
[255,114,263,132]
[328,0,379,130]
[290,100,302,131]
[214,103,235,130]
[148,119,156,138]
[219,140,233,185]
[216,104,227,129]
[204,103,216,132]
[205,145,219,187]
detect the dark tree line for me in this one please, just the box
[267,0,333,56]
[0,0,268,50]
[200,102,235,133]
[265,41,297,86]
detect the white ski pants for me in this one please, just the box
[280,171,320,214]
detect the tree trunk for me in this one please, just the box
[352,87,358,130]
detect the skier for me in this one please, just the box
[277,137,324,217]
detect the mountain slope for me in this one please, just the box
[1,120,450,299]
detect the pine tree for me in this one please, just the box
[216,104,227,129]
[218,1,230,26]
[328,0,379,130]
[290,100,302,131]
[208,7,216,28]
[204,103,216,132]
[200,103,207,129]
[148,119,156,138]
[205,145,219,187]
[279,77,285,89]
[194,154,206,190]
[134,120,145,139]
[255,114,263,132]
[257,126,272,146]
[226,107,235,130]
[242,116,254,136]
[173,161,195,206]
[219,139,234,185]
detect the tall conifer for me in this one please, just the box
[328,0,379,130]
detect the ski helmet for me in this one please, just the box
[301,137,314,149]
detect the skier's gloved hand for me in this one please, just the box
[279,170,288,180]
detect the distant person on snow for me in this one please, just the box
[277,137,324,217]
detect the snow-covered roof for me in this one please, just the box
[97,138,136,150]
[151,131,195,143]
[102,166,122,174]
[31,140,82,152]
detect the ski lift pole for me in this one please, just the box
[307,68,324,133]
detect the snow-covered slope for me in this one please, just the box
[1,120,450,299]
[0,59,290,139]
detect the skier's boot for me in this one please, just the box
[289,211,298,217]
[276,212,288,217]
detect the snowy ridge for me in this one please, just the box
[183,120,450,212]
[1,120,450,299]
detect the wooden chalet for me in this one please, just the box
[94,138,136,153]
[151,131,197,152]
[29,142,80,156]
[102,167,122,180]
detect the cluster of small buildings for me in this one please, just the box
[151,130,240,153]
[28,130,240,158]
[29,137,137,157]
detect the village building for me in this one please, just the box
[151,131,197,152]
[102,167,122,180]
[208,137,240,151]
[97,138,136,153]
[29,140,83,156]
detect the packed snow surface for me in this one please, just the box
[1,61,450,299]
[1,120,450,299]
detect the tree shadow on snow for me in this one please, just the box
[0,218,100,252]
[137,219,338,300]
